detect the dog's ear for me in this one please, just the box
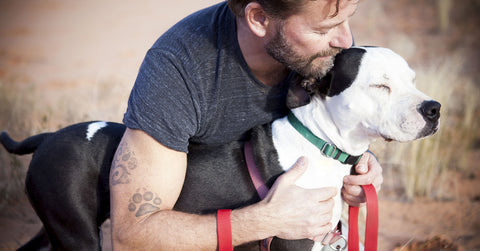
[286,73,335,109]
[286,75,312,109]
[325,47,366,97]
[317,72,333,97]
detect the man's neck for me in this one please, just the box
[236,17,289,87]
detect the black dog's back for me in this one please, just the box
[1,122,126,251]
[27,122,125,250]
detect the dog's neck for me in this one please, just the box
[271,95,368,238]
[289,96,373,156]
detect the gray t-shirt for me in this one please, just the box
[123,2,293,153]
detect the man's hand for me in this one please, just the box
[259,157,337,241]
[341,152,383,207]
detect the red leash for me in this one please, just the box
[244,141,269,199]
[242,140,378,251]
[348,184,378,251]
[244,141,274,251]
[217,209,233,251]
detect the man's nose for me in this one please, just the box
[329,21,353,49]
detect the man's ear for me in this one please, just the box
[244,2,270,37]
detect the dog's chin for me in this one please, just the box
[416,124,440,139]
[381,124,439,143]
[380,132,421,143]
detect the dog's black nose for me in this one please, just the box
[419,100,441,122]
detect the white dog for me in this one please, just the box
[273,46,440,250]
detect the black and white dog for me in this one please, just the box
[1,47,440,251]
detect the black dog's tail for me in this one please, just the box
[0,131,53,155]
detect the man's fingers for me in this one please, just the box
[309,224,334,242]
[344,172,374,186]
[342,186,366,207]
[354,151,380,175]
[342,183,364,197]
[355,157,369,174]
[342,177,382,207]
[281,156,309,184]
[314,187,338,202]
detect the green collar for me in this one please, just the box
[287,112,363,165]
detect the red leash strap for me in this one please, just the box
[244,141,273,251]
[348,184,378,251]
[363,184,379,251]
[244,141,269,199]
[245,140,379,250]
[217,209,233,251]
[348,206,360,251]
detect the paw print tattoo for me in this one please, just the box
[128,189,162,217]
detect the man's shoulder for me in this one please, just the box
[153,2,233,47]
[143,2,241,82]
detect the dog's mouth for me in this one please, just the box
[379,125,438,142]
[380,125,439,142]
[416,121,440,139]
[381,134,393,142]
[378,112,441,143]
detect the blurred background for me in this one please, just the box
[0,0,479,250]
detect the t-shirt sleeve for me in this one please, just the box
[123,48,199,153]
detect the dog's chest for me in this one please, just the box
[271,117,352,245]
[271,117,352,189]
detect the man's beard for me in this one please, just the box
[265,25,341,79]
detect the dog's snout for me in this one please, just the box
[419,100,441,122]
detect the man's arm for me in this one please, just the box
[110,128,205,249]
[110,128,338,250]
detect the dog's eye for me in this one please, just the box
[370,84,391,93]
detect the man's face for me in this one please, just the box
[265,0,358,79]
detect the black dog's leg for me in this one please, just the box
[25,139,103,250]
[17,228,51,251]
[23,122,124,251]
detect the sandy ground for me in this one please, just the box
[0,0,479,250]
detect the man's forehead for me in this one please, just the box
[300,0,359,21]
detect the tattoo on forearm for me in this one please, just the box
[128,189,162,217]
[110,141,138,185]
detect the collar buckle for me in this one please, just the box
[321,143,337,158]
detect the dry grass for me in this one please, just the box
[371,53,480,200]
[0,78,127,209]
[437,0,452,32]
[0,81,36,208]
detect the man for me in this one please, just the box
[110,0,383,249]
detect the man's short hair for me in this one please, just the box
[227,0,342,19]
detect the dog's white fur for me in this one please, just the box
[272,47,439,250]
[86,121,107,141]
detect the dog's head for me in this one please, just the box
[287,46,440,143]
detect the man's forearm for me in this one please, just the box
[112,210,217,250]
[111,205,272,250]
[231,202,273,246]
